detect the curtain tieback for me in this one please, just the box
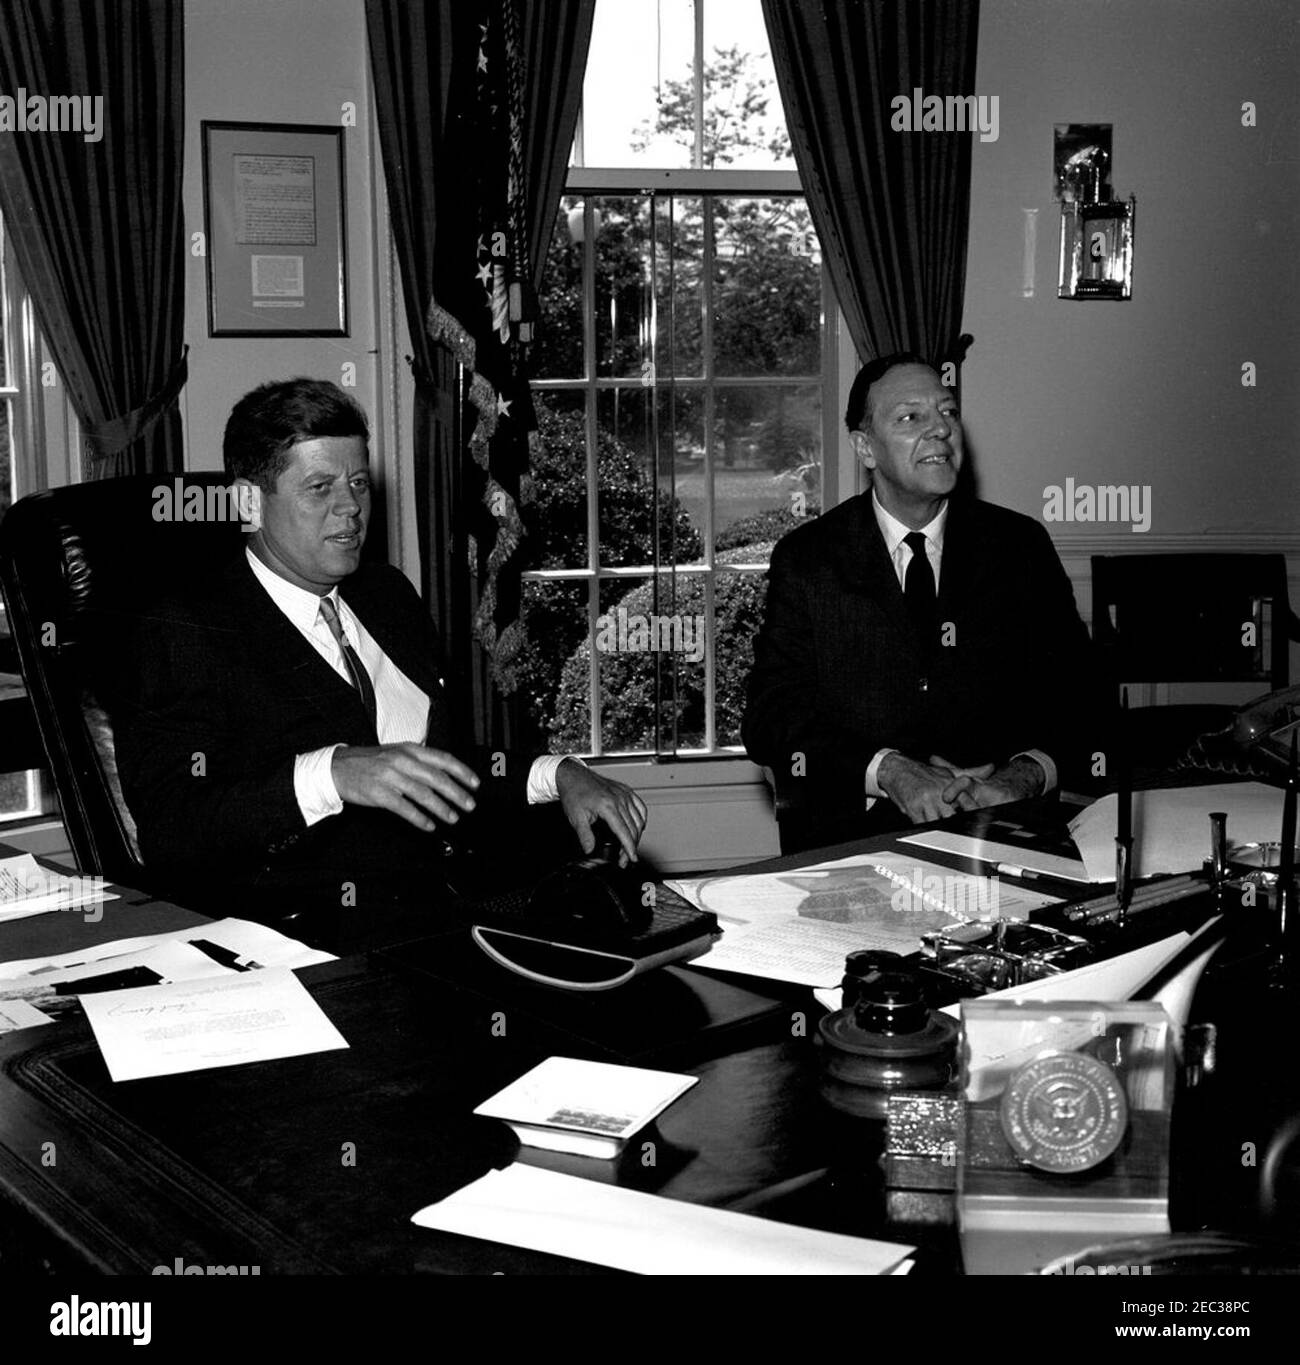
[83,345,190,460]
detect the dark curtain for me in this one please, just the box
[761,0,978,368]
[366,0,593,747]
[0,0,186,478]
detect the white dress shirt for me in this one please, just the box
[246,549,571,826]
[861,494,1056,802]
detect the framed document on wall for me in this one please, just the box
[201,121,349,336]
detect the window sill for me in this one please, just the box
[583,754,768,790]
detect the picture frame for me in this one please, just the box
[201,121,348,336]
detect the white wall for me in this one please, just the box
[964,0,1299,657]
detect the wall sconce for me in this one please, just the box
[1054,124,1135,300]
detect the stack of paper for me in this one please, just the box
[0,852,119,921]
[0,917,335,1035]
[666,852,1058,987]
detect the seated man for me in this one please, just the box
[115,378,646,946]
[743,353,1098,852]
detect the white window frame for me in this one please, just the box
[529,168,839,759]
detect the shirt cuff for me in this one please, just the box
[295,745,345,826]
[864,748,898,799]
[527,753,584,804]
[1012,748,1057,794]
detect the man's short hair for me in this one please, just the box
[223,378,370,492]
[843,351,930,433]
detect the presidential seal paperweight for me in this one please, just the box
[956,999,1175,1276]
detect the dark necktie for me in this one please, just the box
[903,530,937,647]
[318,595,378,731]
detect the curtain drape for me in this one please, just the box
[761,0,978,369]
[0,0,186,478]
[366,0,593,746]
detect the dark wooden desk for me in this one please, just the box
[0,813,1292,1276]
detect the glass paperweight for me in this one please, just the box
[957,999,1174,1275]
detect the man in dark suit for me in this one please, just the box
[116,378,646,945]
[743,353,1096,852]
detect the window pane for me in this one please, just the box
[713,565,769,747]
[590,575,705,754]
[0,771,36,820]
[594,196,652,380]
[714,198,821,377]
[578,0,796,172]
[596,389,702,569]
[533,197,586,381]
[0,218,8,387]
[521,579,592,754]
[713,384,821,545]
[0,399,11,521]
[657,196,703,378]
[661,386,705,562]
[702,0,796,171]
[579,0,695,168]
[530,390,589,570]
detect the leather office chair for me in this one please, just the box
[1090,553,1297,776]
[0,474,246,895]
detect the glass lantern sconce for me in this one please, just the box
[1054,123,1135,300]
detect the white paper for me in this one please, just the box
[412,1164,912,1275]
[0,853,120,921]
[80,968,348,1082]
[475,1057,697,1139]
[898,830,1091,882]
[1069,781,1285,880]
[672,852,1058,987]
[0,917,334,978]
[0,998,55,1034]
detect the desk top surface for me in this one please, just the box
[0,803,1284,1275]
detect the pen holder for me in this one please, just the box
[816,968,958,1121]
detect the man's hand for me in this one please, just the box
[556,759,648,866]
[331,743,480,831]
[935,754,1044,812]
[878,752,981,823]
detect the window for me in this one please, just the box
[0,211,53,822]
[521,0,834,758]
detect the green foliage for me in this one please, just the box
[547,544,775,754]
[514,400,703,736]
[715,506,819,552]
[632,44,792,169]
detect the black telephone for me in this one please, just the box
[1185,684,1300,777]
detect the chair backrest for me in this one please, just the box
[1091,553,1291,691]
[0,475,249,886]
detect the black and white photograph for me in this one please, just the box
[0,0,1296,1340]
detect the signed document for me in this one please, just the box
[80,968,348,1082]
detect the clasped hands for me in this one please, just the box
[877,751,1043,824]
[330,744,647,865]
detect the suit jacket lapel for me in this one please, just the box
[935,498,979,624]
[830,494,917,651]
[223,554,378,740]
